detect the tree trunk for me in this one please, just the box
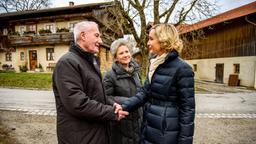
[138,42,149,81]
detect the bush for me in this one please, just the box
[19,65,28,72]
[38,63,43,69]
[2,64,10,70]
[2,64,14,71]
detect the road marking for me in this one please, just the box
[0,107,56,116]
[197,113,256,119]
[1,108,256,119]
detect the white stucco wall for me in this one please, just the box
[54,44,69,61]
[15,48,28,71]
[186,56,256,88]
[27,45,69,71]
[0,52,14,70]
[255,66,256,89]
[4,44,69,72]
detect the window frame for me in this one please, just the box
[28,24,36,32]
[193,64,197,72]
[5,52,12,61]
[233,63,240,74]
[44,23,55,33]
[69,22,77,32]
[46,48,54,61]
[20,52,25,61]
[19,26,26,35]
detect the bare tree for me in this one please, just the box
[107,0,218,76]
[0,0,51,13]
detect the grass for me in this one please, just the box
[0,72,52,90]
[0,71,206,93]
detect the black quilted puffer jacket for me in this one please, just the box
[122,51,195,144]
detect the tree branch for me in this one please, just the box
[154,0,160,24]
[160,0,179,19]
[176,0,198,25]
[163,0,179,23]
[0,0,50,13]
[114,0,139,42]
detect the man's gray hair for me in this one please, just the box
[73,21,98,43]
[111,38,133,58]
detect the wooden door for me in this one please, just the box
[215,63,224,83]
[29,50,37,70]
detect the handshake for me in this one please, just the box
[113,103,129,121]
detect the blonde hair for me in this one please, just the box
[150,24,183,54]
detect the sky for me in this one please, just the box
[52,0,255,14]
[217,0,255,13]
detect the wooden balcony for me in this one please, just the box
[8,32,74,46]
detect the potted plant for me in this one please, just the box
[39,29,52,35]
[9,31,20,36]
[56,27,69,33]
[19,64,28,72]
[35,63,43,72]
[23,31,36,35]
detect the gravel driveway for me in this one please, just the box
[0,81,256,144]
[1,110,256,144]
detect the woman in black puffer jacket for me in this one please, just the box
[103,38,142,144]
[122,24,195,144]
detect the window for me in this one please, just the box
[31,51,37,60]
[28,25,36,32]
[45,24,55,33]
[6,52,12,61]
[46,48,54,61]
[19,26,25,35]
[233,64,240,74]
[69,22,77,32]
[3,28,8,35]
[20,52,25,61]
[193,64,197,72]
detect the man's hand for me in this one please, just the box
[113,103,129,121]
[117,110,129,121]
[113,103,122,114]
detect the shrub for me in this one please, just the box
[38,63,43,69]
[19,65,28,72]
[2,64,14,71]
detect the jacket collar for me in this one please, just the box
[69,43,95,62]
[165,50,179,61]
[112,59,140,78]
[69,42,101,77]
[149,50,179,63]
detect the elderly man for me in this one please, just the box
[52,21,128,144]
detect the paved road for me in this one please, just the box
[196,93,256,113]
[0,88,56,115]
[0,88,256,118]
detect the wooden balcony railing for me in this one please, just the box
[8,32,74,46]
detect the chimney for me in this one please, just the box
[69,1,74,6]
